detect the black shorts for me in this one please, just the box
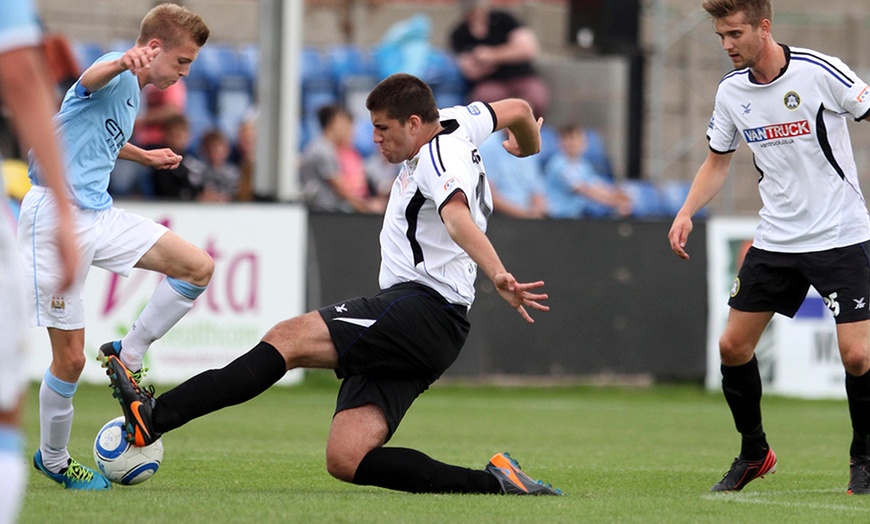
[318,282,470,439]
[728,242,870,324]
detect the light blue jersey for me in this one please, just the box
[0,0,40,56]
[29,52,141,210]
[0,0,42,197]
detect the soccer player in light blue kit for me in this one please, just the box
[0,0,80,516]
[17,3,213,490]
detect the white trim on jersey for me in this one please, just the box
[707,45,870,252]
[378,101,497,307]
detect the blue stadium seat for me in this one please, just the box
[537,124,560,171]
[109,39,136,55]
[424,49,467,107]
[354,118,375,158]
[621,180,666,218]
[185,87,216,150]
[238,43,259,85]
[72,41,105,71]
[300,87,338,150]
[660,180,705,217]
[326,45,372,86]
[301,47,332,88]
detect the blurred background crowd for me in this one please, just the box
[5,0,869,220]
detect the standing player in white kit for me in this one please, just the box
[669,0,870,494]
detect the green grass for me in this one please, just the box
[18,371,870,523]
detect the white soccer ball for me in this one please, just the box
[93,416,163,485]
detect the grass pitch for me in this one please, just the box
[18,371,870,523]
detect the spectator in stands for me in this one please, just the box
[449,0,549,118]
[364,150,400,203]
[231,115,257,201]
[300,104,383,213]
[109,80,189,198]
[197,128,240,202]
[479,129,547,218]
[135,80,187,150]
[544,124,632,219]
[150,114,204,201]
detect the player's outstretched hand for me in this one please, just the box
[668,214,693,260]
[493,272,549,324]
[120,46,160,75]
[145,148,183,170]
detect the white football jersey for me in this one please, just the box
[378,101,496,307]
[708,45,870,252]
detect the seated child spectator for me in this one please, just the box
[150,114,204,201]
[479,130,547,218]
[197,129,240,203]
[544,124,632,219]
[300,104,383,213]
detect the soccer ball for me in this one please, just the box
[93,416,163,485]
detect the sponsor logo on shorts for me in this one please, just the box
[855,297,866,310]
[743,120,810,143]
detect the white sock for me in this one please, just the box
[0,426,26,524]
[39,371,76,473]
[121,277,200,371]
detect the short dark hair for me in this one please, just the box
[365,73,439,125]
[316,104,350,131]
[701,0,772,27]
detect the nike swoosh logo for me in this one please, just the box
[332,317,376,328]
[494,463,529,492]
[126,98,134,108]
[130,401,151,445]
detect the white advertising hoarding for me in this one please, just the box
[706,217,845,399]
[25,203,307,386]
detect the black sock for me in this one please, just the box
[847,370,870,457]
[152,341,287,433]
[352,447,501,494]
[722,356,768,459]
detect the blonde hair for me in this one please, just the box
[137,3,210,49]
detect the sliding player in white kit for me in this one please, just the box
[668,0,870,494]
[105,73,563,495]
[0,0,79,517]
[17,4,213,490]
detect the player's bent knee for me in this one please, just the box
[58,352,87,375]
[841,350,870,376]
[718,337,752,365]
[191,251,215,284]
[325,447,366,482]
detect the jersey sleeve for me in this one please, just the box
[416,140,480,215]
[818,54,870,121]
[73,52,125,100]
[0,0,41,54]
[441,102,497,148]
[706,88,740,153]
